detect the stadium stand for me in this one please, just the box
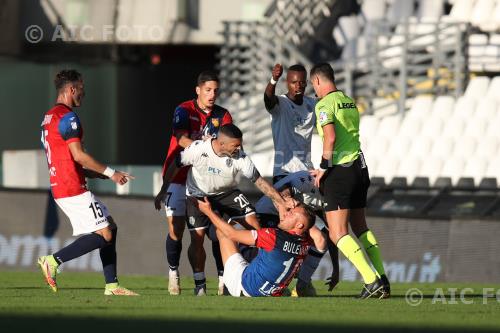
[217,0,500,218]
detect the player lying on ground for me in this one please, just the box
[255,170,340,296]
[193,197,323,297]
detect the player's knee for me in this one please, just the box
[170,216,186,238]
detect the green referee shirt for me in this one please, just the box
[315,90,360,165]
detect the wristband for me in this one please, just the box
[319,158,330,170]
[103,166,115,178]
[270,77,277,85]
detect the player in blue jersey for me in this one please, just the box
[193,197,322,297]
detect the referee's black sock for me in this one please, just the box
[53,233,107,264]
[166,234,182,272]
[100,228,118,284]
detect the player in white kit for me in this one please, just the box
[165,124,296,295]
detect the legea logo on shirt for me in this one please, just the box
[71,122,78,130]
[208,166,222,175]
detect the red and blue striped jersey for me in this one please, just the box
[40,104,87,199]
[162,99,232,184]
[242,228,311,296]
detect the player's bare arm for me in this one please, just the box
[194,197,256,246]
[310,123,335,187]
[83,169,107,179]
[175,130,194,148]
[264,63,283,110]
[67,141,133,185]
[254,176,297,209]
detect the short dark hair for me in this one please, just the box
[301,205,316,230]
[54,69,82,92]
[219,124,243,139]
[197,70,219,86]
[310,63,335,83]
[288,64,306,73]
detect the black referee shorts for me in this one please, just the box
[320,153,370,211]
[186,189,256,231]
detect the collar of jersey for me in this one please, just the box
[193,99,212,115]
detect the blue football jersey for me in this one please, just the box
[242,228,311,296]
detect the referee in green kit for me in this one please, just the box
[309,63,390,299]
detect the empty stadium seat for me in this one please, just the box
[476,138,498,159]
[420,118,443,138]
[474,98,498,120]
[431,138,455,159]
[448,0,476,22]
[431,96,455,120]
[441,156,465,184]
[398,116,422,137]
[463,158,488,185]
[374,155,400,183]
[417,0,444,20]
[485,156,500,178]
[361,0,386,22]
[479,1,500,31]
[464,77,490,99]
[396,157,421,183]
[453,136,477,160]
[415,153,443,185]
[463,118,488,138]
[409,137,432,159]
[387,0,415,22]
[471,0,496,28]
[453,96,477,119]
[387,136,412,157]
[486,75,500,101]
[406,95,434,119]
[360,115,380,138]
[377,115,402,138]
[442,117,465,139]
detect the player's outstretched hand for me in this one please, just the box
[325,274,339,292]
[272,63,283,81]
[309,169,325,188]
[154,190,166,211]
[111,171,134,186]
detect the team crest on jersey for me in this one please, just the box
[211,118,220,127]
[226,158,233,167]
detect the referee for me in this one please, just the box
[309,63,390,299]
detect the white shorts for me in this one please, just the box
[164,183,186,217]
[55,191,110,236]
[223,253,250,297]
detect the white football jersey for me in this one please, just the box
[255,170,323,215]
[181,140,259,197]
[268,95,316,177]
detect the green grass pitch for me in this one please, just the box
[1,271,499,332]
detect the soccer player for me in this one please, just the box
[193,196,319,297]
[309,63,390,299]
[170,124,297,295]
[154,71,232,295]
[38,69,137,296]
[254,170,339,296]
[264,63,316,183]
